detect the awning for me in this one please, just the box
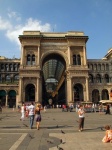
[99,100,112,103]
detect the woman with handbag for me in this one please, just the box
[35,103,43,130]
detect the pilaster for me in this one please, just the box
[86,77,89,101]
[68,46,71,65]
[36,77,39,103]
[83,46,87,65]
[66,76,72,103]
[6,95,8,107]
[38,46,40,66]
[21,46,24,65]
[19,77,23,103]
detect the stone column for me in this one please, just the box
[19,77,22,103]
[72,90,74,102]
[21,46,24,65]
[83,46,87,66]
[39,77,42,104]
[36,77,39,103]
[99,91,101,101]
[66,76,72,104]
[38,46,40,66]
[86,77,89,101]
[16,95,18,108]
[68,46,71,66]
[6,95,8,107]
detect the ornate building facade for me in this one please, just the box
[0,31,112,107]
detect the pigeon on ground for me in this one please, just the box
[23,123,28,127]
[57,145,64,150]
[61,130,65,134]
[28,134,34,139]
[47,140,54,144]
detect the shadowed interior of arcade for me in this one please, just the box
[42,54,66,106]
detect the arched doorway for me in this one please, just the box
[42,54,66,106]
[8,90,16,108]
[25,84,35,102]
[92,89,100,103]
[0,90,6,106]
[102,89,109,100]
[73,83,83,102]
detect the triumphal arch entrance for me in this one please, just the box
[18,31,89,106]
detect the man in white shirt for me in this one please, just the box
[28,102,35,129]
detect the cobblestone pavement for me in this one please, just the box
[0,108,112,150]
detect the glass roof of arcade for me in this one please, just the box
[42,58,65,92]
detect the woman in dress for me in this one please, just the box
[20,103,25,121]
[35,103,43,130]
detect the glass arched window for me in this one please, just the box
[106,64,109,71]
[27,54,31,65]
[89,74,94,83]
[94,64,97,70]
[9,64,13,71]
[77,55,81,65]
[102,64,105,70]
[32,55,35,65]
[102,89,109,100]
[73,55,77,65]
[13,64,17,71]
[14,74,19,82]
[1,64,4,71]
[97,64,101,71]
[90,64,93,70]
[5,64,9,71]
[96,74,101,83]
[17,64,20,71]
[104,74,109,83]
[92,89,100,103]
[5,74,11,82]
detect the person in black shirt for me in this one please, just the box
[105,104,110,114]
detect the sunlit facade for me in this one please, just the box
[0,31,112,108]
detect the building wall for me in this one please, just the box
[88,52,112,103]
[1,31,111,107]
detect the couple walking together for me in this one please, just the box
[28,102,42,130]
[20,102,42,130]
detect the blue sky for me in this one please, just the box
[0,0,112,59]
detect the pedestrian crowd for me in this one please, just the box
[20,102,43,129]
[19,101,112,143]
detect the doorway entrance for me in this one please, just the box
[25,84,35,102]
[42,54,66,106]
[73,83,83,102]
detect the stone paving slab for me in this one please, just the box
[0,108,112,150]
[49,131,112,150]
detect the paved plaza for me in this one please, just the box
[0,108,112,150]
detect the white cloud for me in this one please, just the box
[8,11,21,21]
[0,16,12,30]
[6,18,51,46]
